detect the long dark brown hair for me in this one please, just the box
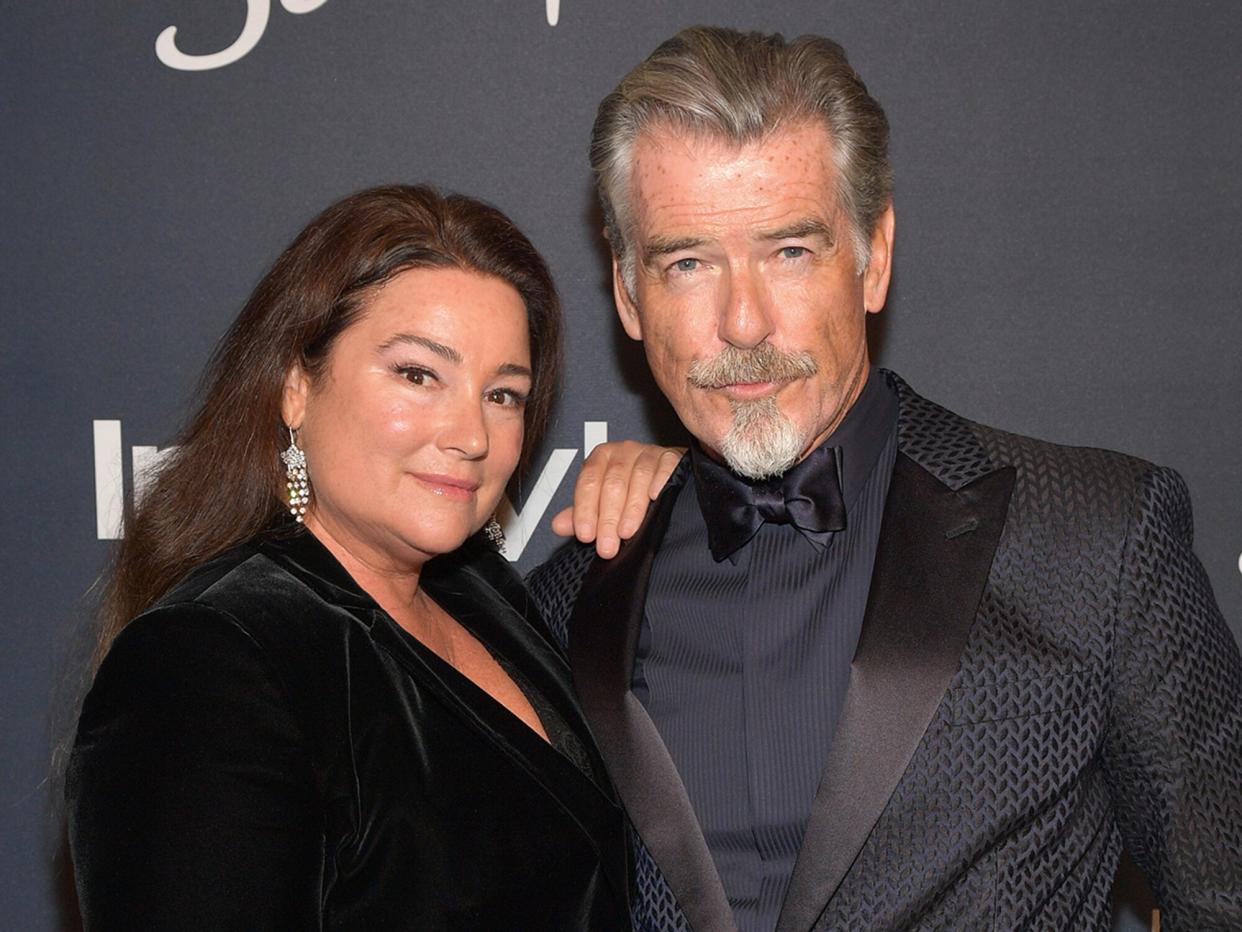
[93,184,562,670]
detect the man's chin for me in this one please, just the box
[719,426,805,480]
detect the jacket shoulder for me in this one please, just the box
[893,371,1157,494]
[975,419,1180,526]
[972,419,1154,484]
[120,542,359,758]
[892,373,1179,553]
[154,541,363,652]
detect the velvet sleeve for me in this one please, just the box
[66,602,322,931]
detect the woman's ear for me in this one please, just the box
[281,363,311,430]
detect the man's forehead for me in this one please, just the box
[631,118,836,161]
[627,122,843,239]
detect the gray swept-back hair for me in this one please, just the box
[590,26,892,294]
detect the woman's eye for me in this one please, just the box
[396,365,435,386]
[780,246,808,259]
[486,388,527,407]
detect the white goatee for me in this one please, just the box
[718,395,805,480]
[687,343,816,479]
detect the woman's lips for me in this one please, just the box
[410,473,480,501]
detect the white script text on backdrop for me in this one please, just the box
[156,0,564,72]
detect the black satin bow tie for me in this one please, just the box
[691,442,848,562]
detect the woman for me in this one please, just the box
[67,185,666,929]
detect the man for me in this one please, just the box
[530,25,1242,932]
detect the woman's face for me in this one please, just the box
[283,266,531,572]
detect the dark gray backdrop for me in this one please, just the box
[4,3,1238,929]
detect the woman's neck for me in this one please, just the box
[302,513,426,618]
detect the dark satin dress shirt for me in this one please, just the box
[635,369,898,930]
[67,530,631,931]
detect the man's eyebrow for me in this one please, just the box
[758,218,836,243]
[378,333,462,364]
[642,235,708,265]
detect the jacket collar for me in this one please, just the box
[885,368,1000,489]
[257,525,625,816]
[255,525,379,613]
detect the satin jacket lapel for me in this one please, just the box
[569,457,735,932]
[777,452,1015,932]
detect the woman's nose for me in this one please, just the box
[438,395,489,459]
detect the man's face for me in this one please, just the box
[614,122,894,476]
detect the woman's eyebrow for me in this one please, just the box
[379,333,462,364]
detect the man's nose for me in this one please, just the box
[717,266,774,349]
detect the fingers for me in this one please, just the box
[615,446,666,540]
[550,505,574,537]
[566,440,647,558]
[592,442,645,558]
[564,442,687,559]
[647,447,686,501]
[569,444,608,544]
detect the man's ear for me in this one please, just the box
[612,254,644,341]
[282,363,311,431]
[863,204,895,314]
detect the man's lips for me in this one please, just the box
[410,473,481,501]
[714,379,785,400]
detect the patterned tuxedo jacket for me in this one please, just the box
[527,371,1242,932]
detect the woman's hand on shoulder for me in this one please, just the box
[551,441,685,558]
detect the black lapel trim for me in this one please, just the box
[569,457,735,932]
[776,453,1015,932]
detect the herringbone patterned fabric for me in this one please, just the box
[527,373,1242,931]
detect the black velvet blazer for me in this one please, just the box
[67,530,631,931]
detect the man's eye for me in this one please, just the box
[780,246,808,259]
[671,258,699,273]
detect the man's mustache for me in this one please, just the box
[687,343,818,390]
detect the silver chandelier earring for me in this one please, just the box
[483,516,505,550]
[281,427,310,523]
